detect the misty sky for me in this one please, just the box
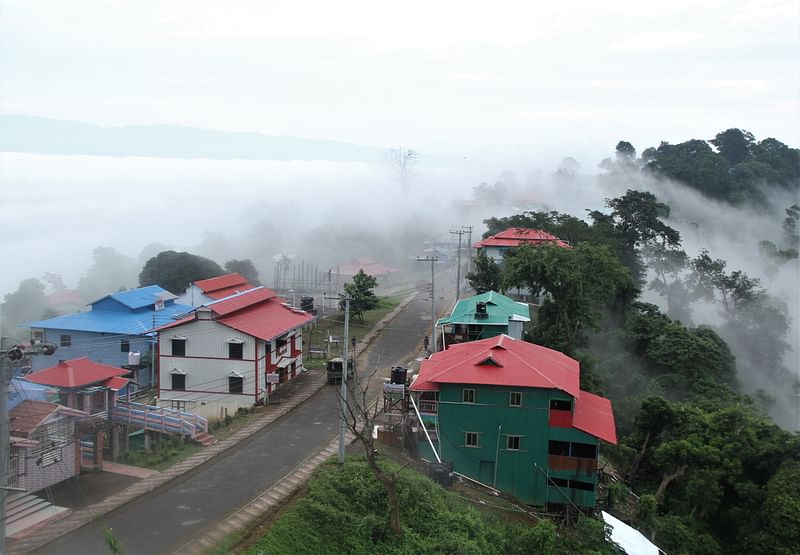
[1,0,798,160]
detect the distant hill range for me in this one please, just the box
[0,114,386,162]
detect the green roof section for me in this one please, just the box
[437,291,530,327]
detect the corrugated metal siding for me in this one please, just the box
[32,329,151,373]
[159,319,254,359]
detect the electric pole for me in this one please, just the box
[324,294,353,464]
[463,225,473,277]
[1,342,57,553]
[416,256,438,353]
[450,228,465,300]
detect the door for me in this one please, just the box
[479,460,494,486]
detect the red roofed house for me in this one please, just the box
[473,227,570,264]
[410,334,616,508]
[156,286,315,422]
[177,273,258,307]
[24,357,130,417]
[8,400,88,494]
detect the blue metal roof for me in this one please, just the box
[25,302,193,335]
[90,285,175,310]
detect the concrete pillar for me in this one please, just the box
[143,430,152,452]
[123,425,130,452]
[94,432,104,471]
[111,425,121,462]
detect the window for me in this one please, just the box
[171,338,186,357]
[570,480,595,491]
[60,334,71,347]
[228,376,244,394]
[548,440,571,456]
[506,435,521,450]
[571,442,598,459]
[550,399,572,411]
[120,339,130,353]
[462,389,475,403]
[465,432,479,447]
[509,392,522,407]
[228,342,244,359]
[171,374,186,391]
[550,477,569,487]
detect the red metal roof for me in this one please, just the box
[156,286,314,341]
[104,376,130,391]
[474,227,570,249]
[411,335,617,444]
[206,284,259,299]
[412,335,580,395]
[208,287,278,316]
[193,273,250,294]
[573,391,617,444]
[25,357,129,389]
[220,300,315,341]
[336,257,399,277]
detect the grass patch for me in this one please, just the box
[241,456,619,555]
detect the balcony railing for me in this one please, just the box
[418,400,438,414]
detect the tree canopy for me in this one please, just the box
[224,259,261,285]
[342,269,380,321]
[138,250,225,294]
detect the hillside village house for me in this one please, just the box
[156,287,314,422]
[473,227,570,264]
[437,290,530,348]
[410,334,616,508]
[25,286,193,388]
[177,272,257,307]
[8,400,87,494]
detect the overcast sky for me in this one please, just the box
[1,0,798,160]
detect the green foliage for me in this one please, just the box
[646,131,799,205]
[503,242,634,354]
[223,258,261,285]
[0,278,49,338]
[101,525,126,555]
[138,250,224,294]
[248,458,612,555]
[342,269,380,321]
[466,250,503,294]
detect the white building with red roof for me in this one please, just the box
[156,286,315,421]
[473,227,570,263]
[410,334,615,507]
[177,272,258,307]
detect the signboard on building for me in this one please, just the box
[267,373,280,384]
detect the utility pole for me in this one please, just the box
[463,225,473,277]
[450,228,465,300]
[416,256,438,353]
[1,342,57,553]
[324,294,353,464]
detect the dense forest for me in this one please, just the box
[468,129,799,554]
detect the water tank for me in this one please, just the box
[128,351,142,365]
[390,366,408,385]
[475,302,488,319]
[429,461,454,487]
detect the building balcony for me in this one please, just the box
[547,454,597,475]
[418,400,438,414]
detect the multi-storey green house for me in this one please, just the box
[411,334,616,508]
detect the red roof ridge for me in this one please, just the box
[193,273,250,293]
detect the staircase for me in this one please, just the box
[4,493,69,538]
[112,401,216,445]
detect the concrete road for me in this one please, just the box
[33,292,437,555]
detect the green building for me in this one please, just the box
[436,291,530,347]
[411,334,616,508]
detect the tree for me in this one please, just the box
[224,259,261,285]
[783,204,800,248]
[466,251,502,294]
[387,146,418,193]
[338,360,404,536]
[710,128,755,165]
[642,242,690,321]
[342,270,379,321]
[77,246,139,301]
[503,243,634,354]
[0,278,49,338]
[138,250,225,294]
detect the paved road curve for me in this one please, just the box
[33,293,436,555]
